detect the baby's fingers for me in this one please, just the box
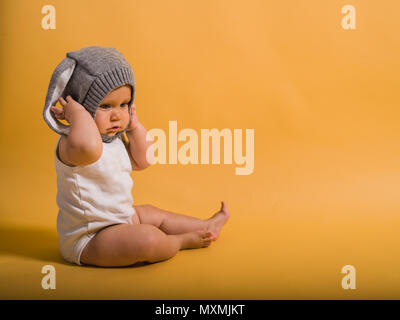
[50,106,65,119]
[59,96,67,106]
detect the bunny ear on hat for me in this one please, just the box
[43,57,76,136]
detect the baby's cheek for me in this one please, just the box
[94,113,107,132]
[123,109,131,122]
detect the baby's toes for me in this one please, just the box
[205,230,217,241]
[204,240,211,247]
[203,231,215,244]
[202,237,212,247]
[204,231,214,239]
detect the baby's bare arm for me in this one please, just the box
[124,104,154,170]
[51,96,102,166]
[125,122,154,170]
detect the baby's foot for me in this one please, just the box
[205,201,230,241]
[180,230,214,249]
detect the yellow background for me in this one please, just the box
[1,0,400,299]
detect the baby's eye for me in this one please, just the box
[100,104,111,109]
[121,103,129,107]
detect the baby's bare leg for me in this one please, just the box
[80,223,213,267]
[134,204,206,234]
[134,201,230,240]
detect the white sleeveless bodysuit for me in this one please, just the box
[55,136,136,265]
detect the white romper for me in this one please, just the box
[54,135,136,265]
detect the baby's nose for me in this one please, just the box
[111,108,121,120]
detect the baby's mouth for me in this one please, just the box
[108,125,120,132]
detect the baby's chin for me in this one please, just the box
[107,132,120,136]
[101,128,124,136]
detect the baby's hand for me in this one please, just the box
[126,103,140,131]
[50,96,87,124]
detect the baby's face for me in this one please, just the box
[95,85,131,137]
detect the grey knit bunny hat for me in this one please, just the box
[43,46,135,143]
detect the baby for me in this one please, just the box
[43,46,230,267]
